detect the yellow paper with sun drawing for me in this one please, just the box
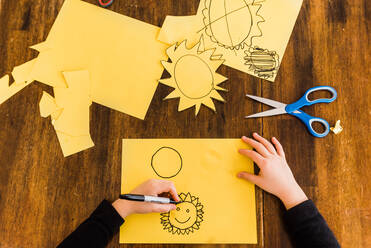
[120,139,257,244]
[158,0,303,81]
[159,40,228,115]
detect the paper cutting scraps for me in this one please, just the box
[120,139,257,243]
[330,120,343,135]
[29,0,167,120]
[159,40,228,115]
[39,70,94,157]
[0,59,37,105]
[158,0,303,81]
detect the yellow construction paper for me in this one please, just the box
[38,70,93,157]
[0,75,32,105]
[120,139,257,244]
[29,0,167,119]
[159,40,228,115]
[158,0,303,82]
[55,131,94,157]
[53,70,92,137]
[39,91,62,118]
[12,58,37,85]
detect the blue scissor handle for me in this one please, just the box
[285,86,337,113]
[289,110,330,138]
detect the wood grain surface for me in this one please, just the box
[0,0,370,247]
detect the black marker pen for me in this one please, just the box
[119,194,179,204]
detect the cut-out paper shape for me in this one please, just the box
[330,120,343,135]
[151,146,183,179]
[120,139,257,244]
[0,59,36,105]
[12,58,37,85]
[53,70,91,137]
[39,70,94,157]
[28,0,167,120]
[158,0,303,81]
[160,192,204,235]
[55,131,94,157]
[0,75,32,105]
[39,91,63,119]
[159,40,228,115]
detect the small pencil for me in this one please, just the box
[119,194,179,204]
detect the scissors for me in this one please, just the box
[98,0,114,7]
[245,86,337,138]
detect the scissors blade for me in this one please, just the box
[245,107,287,118]
[246,94,287,108]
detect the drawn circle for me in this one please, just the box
[151,147,183,179]
[206,0,253,49]
[160,192,204,235]
[174,55,214,99]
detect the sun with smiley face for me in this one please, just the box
[160,192,204,235]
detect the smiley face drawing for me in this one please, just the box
[160,192,204,235]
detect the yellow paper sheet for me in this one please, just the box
[38,70,93,157]
[159,40,228,115]
[0,75,32,105]
[158,0,303,82]
[39,91,62,118]
[12,58,37,85]
[29,0,167,119]
[55,131,94,157]
[120,139,257,244]
[53,70,91,136]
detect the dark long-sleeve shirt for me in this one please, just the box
[57,199,340,248]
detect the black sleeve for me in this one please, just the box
[57,200,124,248]
[284,199,340,248]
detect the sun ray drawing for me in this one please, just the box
[160,192,204,235]
[159,39,228,115]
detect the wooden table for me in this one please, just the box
[0,0,370,247]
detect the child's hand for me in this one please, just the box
[238,133,308,209]
[112,179,180,219]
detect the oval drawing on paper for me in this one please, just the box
[205,0,252,49]
[151,147,183,178]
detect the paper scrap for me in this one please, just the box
[158,0,303,81]
[120,139,257,244]
[39,91,62,118]
[29,0,168,119]
[12,58,37,85]
[38,70,94,157]
[55,131,94,157]
[0,75,32,105]
[330,120,343,135]
[159,39,228,115]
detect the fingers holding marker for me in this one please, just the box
[151,203,176,213]
[155,180,180,202]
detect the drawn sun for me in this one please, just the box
[203,0,264,50]
[160,192,204,235]
[159,40,228,115]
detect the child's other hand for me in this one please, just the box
[238,133,308,209]
[112,179,180,219]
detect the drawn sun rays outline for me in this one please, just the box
[159,38,228,116]
[160,192,204,235]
